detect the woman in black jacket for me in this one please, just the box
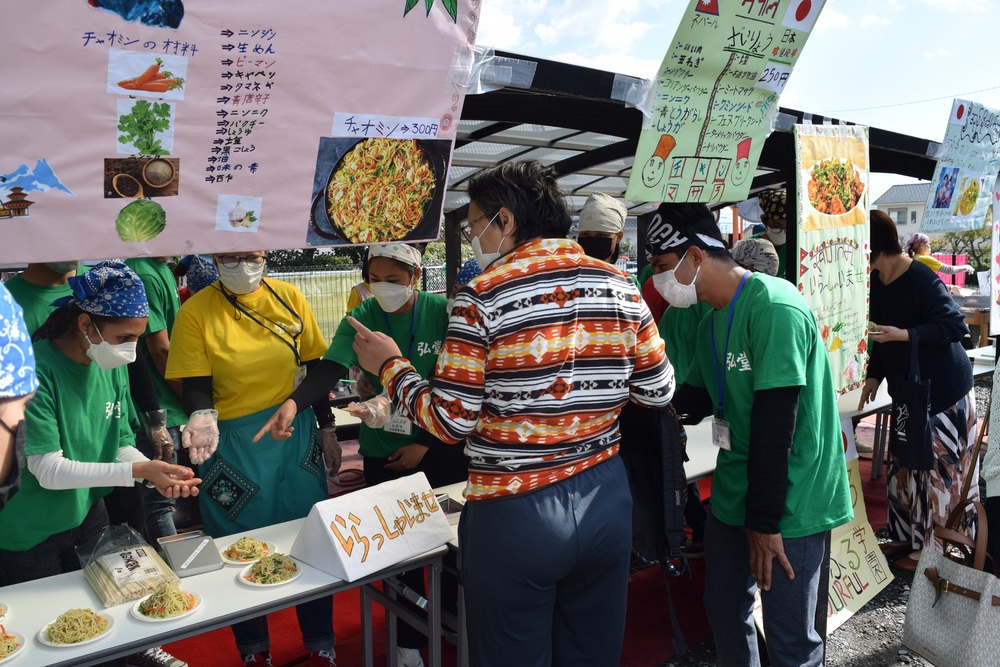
[859,210,977,571]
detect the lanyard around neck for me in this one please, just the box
[380,291,418,359]
[218,280,303,366]
[710,271,750,419]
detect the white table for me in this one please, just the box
[968,345,996,379]
[0,519,446,667]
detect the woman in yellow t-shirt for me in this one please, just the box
[165,251,336,666]
[904,233,974,275]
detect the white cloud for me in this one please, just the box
[813,9,849,31]
[921,0,989,11]
[923,48,952,60]
[861,14,890,27]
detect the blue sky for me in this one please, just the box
[476,0,999,200]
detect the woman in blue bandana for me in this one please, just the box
[0,261,200,586]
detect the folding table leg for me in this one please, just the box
[362,584,374,667]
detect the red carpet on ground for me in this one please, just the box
[166,434,889,666]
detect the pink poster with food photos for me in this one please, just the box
[0,0,480,263]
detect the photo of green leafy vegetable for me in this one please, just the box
[118,100,173,156]
[404,0,457,22]
[116,198,167,242]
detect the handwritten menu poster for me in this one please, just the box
[794,124,870,395]
[626,0,827,204]
[0,1,479,263]
[921,99,1000,233]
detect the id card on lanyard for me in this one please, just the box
[379,294,418,437]
[710,271,750,451]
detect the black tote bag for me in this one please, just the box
[888,335,934,470]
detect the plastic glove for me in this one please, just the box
[346,395,392,428]
[354,372,377,401]
[320,426,342,481]
[139,409,173,462]
[960,265,975,274]
[182,409,219,465]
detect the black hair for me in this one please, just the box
[33,303,123,342]
[869,210,903,259]
[467,160,572,244]
[360,247,370,283]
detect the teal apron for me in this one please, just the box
[198,406,325,537]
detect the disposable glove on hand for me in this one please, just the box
[320,426,342,481]
[354,372,377,401]
[346,395,392,428]
[182,409,219,465]
[140,409,174,462]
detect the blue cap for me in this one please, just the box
[51,260,149,318]
[0,282,38,398]
[184,255,219,294]
[456,257,481,285]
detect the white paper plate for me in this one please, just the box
[238,559,302,588]
[0,631,25,662]
[37,612,114,647]
[0,602,8,623]
[130,592,203,623]
[220,540,277,566]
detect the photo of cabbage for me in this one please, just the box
[115,199,166,242]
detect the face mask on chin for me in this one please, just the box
[84,322,137,371]
[46,261,81,275]
[651,250,700,309]
[471,212,506,268]
[766,226,787,246]
[370,281,414,312]
[217,261,265,294]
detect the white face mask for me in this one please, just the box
[652,250,700,309]
[471,212,506,268]
[84,322,137,371]
[766,227,786,246]
[370,281,413,312]
[217,261,265,294]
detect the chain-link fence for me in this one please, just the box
[268,264,448,341]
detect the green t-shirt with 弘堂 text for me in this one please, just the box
[0,339,138,551]
[126,258,186,428]
[658,301,713,386]
[684,272,852,538]
[324,292,449,458]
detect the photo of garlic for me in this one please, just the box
[215,195,263,234]
[228,201,257,228]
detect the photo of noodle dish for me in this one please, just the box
[38,609,113,647]
[805,158,866,216]
[308,137,449,247]
[131,583,202,623]
[220,537,275,565]
[0,626,23,661]
[239,553,301,588]
[958,178,980,216]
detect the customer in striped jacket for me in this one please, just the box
[350,160,675,667]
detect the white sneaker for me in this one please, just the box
[397,647,425,667]
[128,647,188,667]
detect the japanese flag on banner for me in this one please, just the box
[782,0,823,32]
[950,98,972,126]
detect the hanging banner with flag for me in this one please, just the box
[0,0,479,263]
[920,99,1000,233]
[794,123,870,394]
[625,0,828,204]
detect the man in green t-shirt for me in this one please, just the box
[126,257,188,542]
[658,203,851,667]
[3,261,79,333]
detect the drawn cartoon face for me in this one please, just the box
[731,156,750,186]
[642,156,665,188]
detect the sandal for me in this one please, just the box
[879,542,912,561]
[892,551,921,572]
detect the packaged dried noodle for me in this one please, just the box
[77,524,179,608]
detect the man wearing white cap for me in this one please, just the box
[577,193,641,289]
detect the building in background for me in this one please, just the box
[872,183,930,232]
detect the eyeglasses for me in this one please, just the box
[459,213,491,242]
[217,254,265,269]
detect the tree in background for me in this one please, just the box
[936,220,991,273]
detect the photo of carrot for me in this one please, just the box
[117,58,184,93]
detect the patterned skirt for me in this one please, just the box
[197,406,326,537]
[886,388,979,550]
